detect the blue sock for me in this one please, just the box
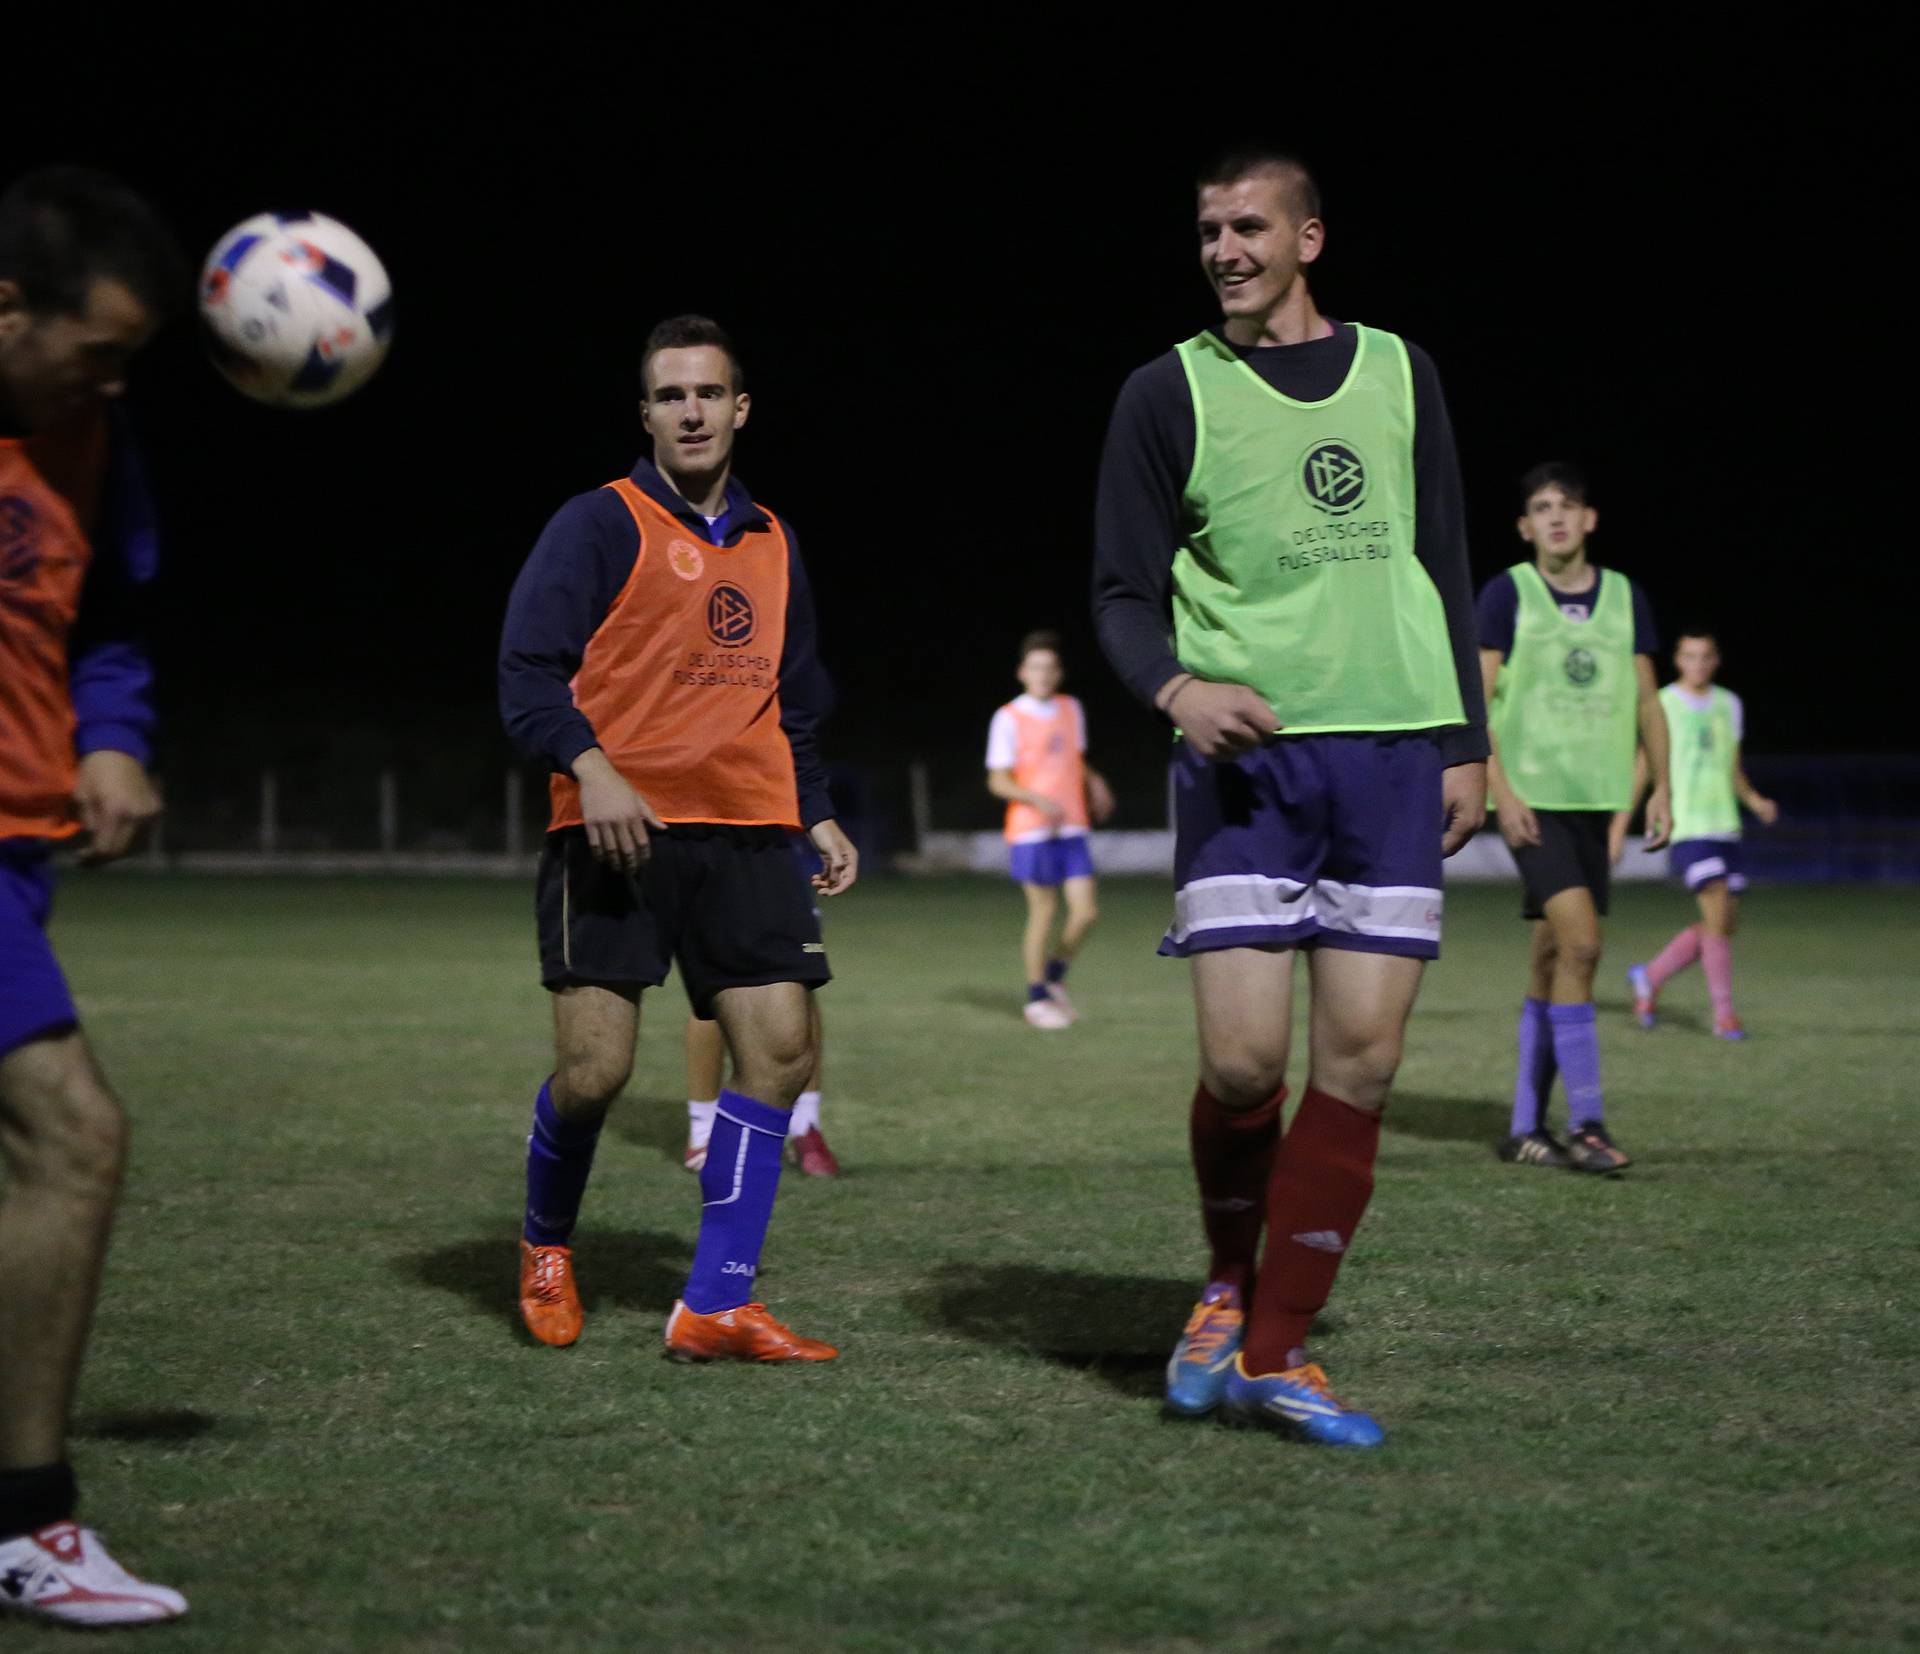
[1510,997,1557,1136]
[1547,1003,1604,1129]
[523,1078,602,1246]
[1045,957,1068,985]
[1027,983,1050,1003]
[682,1089,790,1313]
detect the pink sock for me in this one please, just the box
[1646,924,1702,994]
[1701,934,1735,1023]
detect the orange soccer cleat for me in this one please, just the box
[663,1300,838,1363]
[518,1239,583,1347]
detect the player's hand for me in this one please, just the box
[73,750,163,866]
[1494,790,1541,851]
[1607,814,1629,867]
[1170,680,1280,760]
[809,818,859,896]
[573,748,664,872]
[1439,762,1486,857]
[1752,795,1780,826]
[1086,772,1116,826]
[1035,795,1067,824]
[1642,784,1674,852]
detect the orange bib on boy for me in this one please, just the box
[548,478,800,832]
[0,410,109,841]
[1002,695,1089,843]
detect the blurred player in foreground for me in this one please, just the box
[500,314,856,1362]
[1094,149,1488,1446]
[1481,463,1669,1173]
[685,834,839,1175]
[0,167,187,1627]
[1624,630,1777,1039]
[984,630,1113,1028]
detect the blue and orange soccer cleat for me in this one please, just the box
[1220,1355,1385,1448]
[1627,964,1657,1029]
[1164,1286,1245,1417]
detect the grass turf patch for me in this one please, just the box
[16,873,1919,1651]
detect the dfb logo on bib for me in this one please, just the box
[706,582,757,647]
[0,494,40,582]
[1298,440,1369,517]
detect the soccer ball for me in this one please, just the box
[198,212,393,408]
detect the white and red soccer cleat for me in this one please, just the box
[788,1125,841,1178]
[0,1522,187,1627]
[1045,982,1079,1023]
[1023,997,1072,1031]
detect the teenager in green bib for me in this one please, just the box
[1623,630,1778,1039]
[1094,148,1489,1445]
[1479,462,1670,1174]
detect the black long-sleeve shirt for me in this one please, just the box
[1093,322,1489,767]
[498,456,836,828]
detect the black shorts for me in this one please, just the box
[1509,808,1612,920]
[536,825,830,1018]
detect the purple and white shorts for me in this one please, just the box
[1160,734,1444,961]
[1670,837,1748,893]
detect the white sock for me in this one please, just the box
[789,1090,822,1137]
[687,1098,718,1149]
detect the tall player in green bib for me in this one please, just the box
[1095,149,1488,1446]
[1480,463,1670,1173]
[1623,630,1778,1039]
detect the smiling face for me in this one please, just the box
[640,344,749,485]
[1018,647,1063,700]
[1197,170,1324,334]
[0,274,156,430]
[1674,635,1720,691]
[1517,484,1599,560]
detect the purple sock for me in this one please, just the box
[1547,1003,1604,1129]
[523,1078,602,1246]
[682,1088,790,1313]
[1510,997,1557,1136]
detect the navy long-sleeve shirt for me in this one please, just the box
[499,456,836,828]
[70,413,160,767]
[1092,322,1489,767]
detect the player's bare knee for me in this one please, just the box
[1201,1052,1288,1111]
[554,1050,630,1118]
[29,1074,128,1195]
[1559,933,1603,973]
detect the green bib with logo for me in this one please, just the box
[1661,683,1742,839]
[1488,563,1637,809]
[1170,325,1464,734]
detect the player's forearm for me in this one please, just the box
[1637,694,1671,791]
[986,770,1048,808]
[1734,768,1768,811]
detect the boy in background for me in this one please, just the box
[985,631,1113,1029]
[1623,630,1777,1039]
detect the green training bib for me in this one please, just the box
[1171,325,1465,734]
[1661,683,1742,840]
[1488,563,1637,809]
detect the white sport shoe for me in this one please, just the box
[1045,982,1078,1023]
[1023,998,1072,1030]
[0,1522,187,1626]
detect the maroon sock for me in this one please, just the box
[1243,1085,1381,1374]
[1189,1083,1285,1296]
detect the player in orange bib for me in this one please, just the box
[985,630,1114,1028]
[0,168,188,1628]
[500,315,858,1361]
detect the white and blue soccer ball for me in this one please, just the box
[198,211,393,408]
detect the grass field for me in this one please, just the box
[15,872,1919,1651]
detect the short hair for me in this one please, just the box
[1195,147,1322,225]
[639,314,744,394]
[1019,629,1063,661]
[1520,461,1590,508]
[1674,627,1719,649]
[0,166,187,320]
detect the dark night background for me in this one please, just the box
[7,34,1905,848]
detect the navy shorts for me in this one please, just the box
[1671,837,1748,893]
[1160,734,1444,960]
[1008,835,1095,887]
[1,842,79,1057]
